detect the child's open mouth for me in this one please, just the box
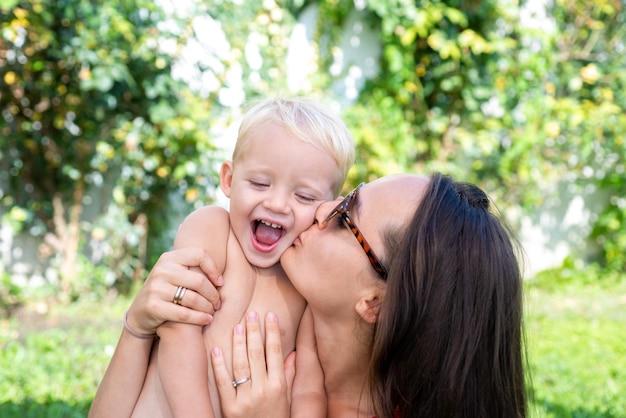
[253,219,285,246]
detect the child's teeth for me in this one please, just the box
[261,220,281,229]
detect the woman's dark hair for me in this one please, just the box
[369,173,527,418]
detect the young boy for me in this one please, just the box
[130,97,354,417]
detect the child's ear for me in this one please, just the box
[219,161,234,198]
[355,290,383,324]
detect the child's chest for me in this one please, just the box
[202,231,306,362]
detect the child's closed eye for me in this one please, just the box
[249,180,269,188]
[296,193,316,203]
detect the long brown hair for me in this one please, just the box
[370,173,527,418]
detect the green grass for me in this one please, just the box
[1,278,625,417]
[526,279,626,418]
[0,295,130,417]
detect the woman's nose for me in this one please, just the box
[314,198,341,228]
[313,210,326,228]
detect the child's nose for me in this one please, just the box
[263,192,289,214]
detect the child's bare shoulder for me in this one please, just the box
[177,205,230,234]
[173,205,231,265]
[186,205,230,223]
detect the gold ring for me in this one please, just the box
[173,286,187,305]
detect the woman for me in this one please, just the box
[90,173,528,418]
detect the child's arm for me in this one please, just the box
[157,206,230,418]
[157,321,213,416]
[291,306,327,418]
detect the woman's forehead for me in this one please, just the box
[358,175,428,222]
[361,175,428,203]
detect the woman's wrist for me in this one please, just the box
[123,310,156,340]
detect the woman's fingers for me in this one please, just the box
[263,312,288,390]
[211,312,291,418]
[159,246,223,286]
[211,346,236,405]
[245,311,268,387]
[127,247,225,334]
[210,314,258,417]
[158,248,223,312]
[168,269,218,315]
[232,320,253,390]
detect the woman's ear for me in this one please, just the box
[355,291,383,324]
[219,161,234,198]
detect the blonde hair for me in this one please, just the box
[232,97,355,195]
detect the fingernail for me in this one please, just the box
[212,347,222,357]
[267,312,276,322]
[247,311,258,321]
[206,314,213,324]
[235,324,244,335]
[217,275,224,286]
[216,300,222,310]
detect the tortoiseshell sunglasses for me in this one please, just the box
[323,183,387,278]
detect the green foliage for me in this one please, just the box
[1,0,178,212]
[311,0,626,273]
[82,204,147,295]
[201,0,297,95]
[552,0,625,270]
[1,205,30,233]
[529,256,611,291]
[2,0,626,300]
[0,271,21,316]
[0,0,224,294]
[311,0,525,197]
[340,91,456,188]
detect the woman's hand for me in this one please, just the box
[211,311,295,418]
[125,247,224,335]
